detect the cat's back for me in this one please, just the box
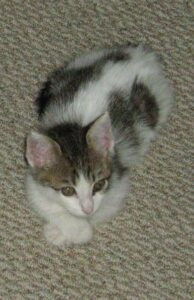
[37,44,172,129]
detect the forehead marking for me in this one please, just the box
[76,173,92,198]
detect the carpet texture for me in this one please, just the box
[1,1,194,299]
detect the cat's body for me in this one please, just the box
[25,44,173,246]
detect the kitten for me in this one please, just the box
[25,44,173,246]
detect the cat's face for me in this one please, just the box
[54,172,110,217]
[26,113,114,217]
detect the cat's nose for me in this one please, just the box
[82,205,93,215]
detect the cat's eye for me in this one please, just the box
[93,179,107,194]
[61,186,75,197]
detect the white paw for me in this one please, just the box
[43,222,93,246]
[74,223,93,244]
[43,223,67,246]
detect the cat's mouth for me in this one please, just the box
[65,202,99,218]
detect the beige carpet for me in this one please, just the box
[1,1,194,299]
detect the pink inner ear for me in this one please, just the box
[99,129,112,151]
[26,133,58,168]
[97,114,114,152]
[30,140,51,167]
[88,113,114,154]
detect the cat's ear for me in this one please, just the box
[86,112,114,155]
[25,131,61,168]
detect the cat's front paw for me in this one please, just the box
[43,221,93,246]
[74,222,93,244]
[44,223,67,246]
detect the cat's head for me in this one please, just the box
[25,113,115,217]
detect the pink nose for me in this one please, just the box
[82,206,93,215]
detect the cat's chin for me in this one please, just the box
[68,209,89,218]
[65,206,97,218]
